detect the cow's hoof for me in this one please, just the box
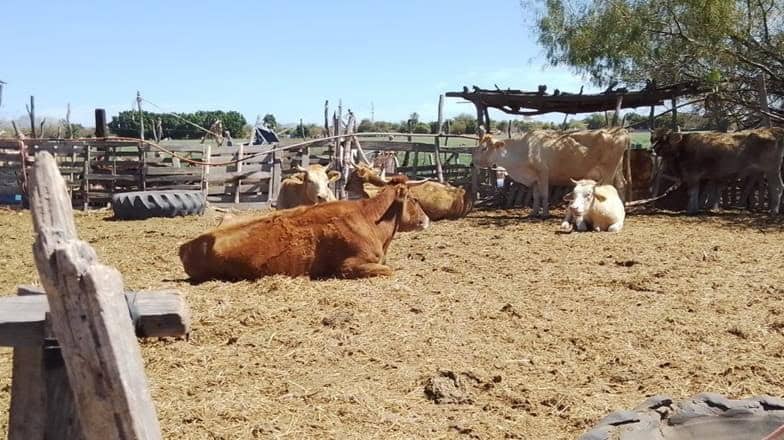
[559,222,573,233]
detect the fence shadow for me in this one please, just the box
[628,207,784,231]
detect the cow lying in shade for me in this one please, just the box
[179,182,430,281]
[345,164,473,221]
[560,179,625,233]
[276,164,340,209]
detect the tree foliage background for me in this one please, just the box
[527,0,783,128]
[108,110,247,139]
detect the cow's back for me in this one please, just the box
[410,182,470,220]
[679,129,784,179]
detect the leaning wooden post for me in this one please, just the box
[671,97,678,129]
[29,152,162,439]
[434,95,445,183]
[270,146,282,204]
[611,95,623,127]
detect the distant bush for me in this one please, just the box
[109,110,247,139]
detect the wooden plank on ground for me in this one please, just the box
[29,151,163,439]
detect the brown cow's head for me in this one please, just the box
[472,134,506,168]
[650,127,683,157]
[296,164,341,203]
[394,184,430,232]
[345,164,386,199]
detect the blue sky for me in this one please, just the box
[0,0,594,127]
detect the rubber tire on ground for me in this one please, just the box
[111,190,206,220]
[579,393,784,440]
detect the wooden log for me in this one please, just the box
[3,286,191,344]
[29,152,162,439]
[201,143,212,198]
[434,95,445,183]
[8,288,46,440]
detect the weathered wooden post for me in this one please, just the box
[270,146,282,204]
[434,95,445,183]
[233,142,244,204]
[137,91,147,191]
[27,96,37,138]
[29,151,162,439]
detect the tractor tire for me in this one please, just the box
[111,190,206,220]
[579,393,784,440]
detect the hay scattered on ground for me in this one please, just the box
[0,207,782,439]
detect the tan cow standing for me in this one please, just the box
[651,127,784,214]
[474,128,629,217]
[276,164,340,209]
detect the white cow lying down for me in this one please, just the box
[560,179,625,233]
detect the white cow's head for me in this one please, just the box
[472,134,505,168]
[296,164,341,203]
[565,178,601,217]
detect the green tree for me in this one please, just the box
[262,113,277,129]
[413,122,430,134]
[528,0,784,127]
[357,118,374,132]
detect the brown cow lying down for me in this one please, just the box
[179,183,430,281]
[345,164,473,220]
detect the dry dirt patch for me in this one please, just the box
[0,207,782,439]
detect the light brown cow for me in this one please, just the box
[474,128,629,217]
[179,183,430,281]
[276,164,341,209]
[345,165,473,220]
[651,127,784,214]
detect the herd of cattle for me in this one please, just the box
[179,126,784,281]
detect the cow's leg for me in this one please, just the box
[339,258,393,279]
[686,182,700,215]
[530,184,542,217]
[766,168,783,214]
[574,215,588,232]
[709,182,722,211]
[560,210,574,232]
[538,174,550,218]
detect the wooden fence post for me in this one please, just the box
[29,151,162,439]
[81,144,90,210]
[42,317,84,440]
[201,143,211,199]
[434,95,445,183]
[233,142,244,204]
[8,288,46,440]
[137,92,147,191]
[94,109,107,138]
[270,147,282,204]
[27,96,36,138]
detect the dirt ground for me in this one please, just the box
[0,206,783,439]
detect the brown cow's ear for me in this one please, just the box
[669,132,683,145]
[327,170,341,182]
[594,192,607,202]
